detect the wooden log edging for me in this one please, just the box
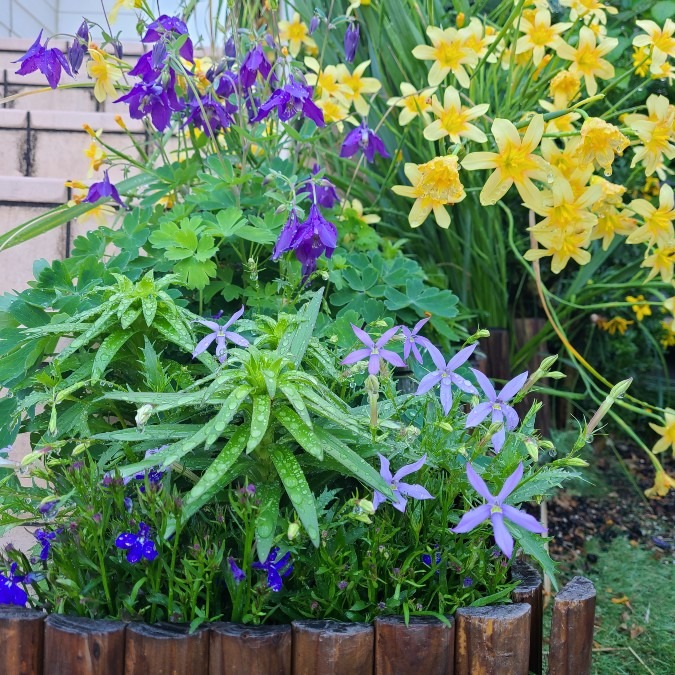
[0,572,596,675]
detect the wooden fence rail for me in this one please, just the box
[0,566,595,675]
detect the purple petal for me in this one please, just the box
[379,349,406,369]
[450,373,479,395]
[350,323,374,348]
[192,333,216,358]
[490,513,514,558]
[377,453,393,482]
[411,342,423,364]
[412,317,430,334]
[439,380,453,415]
[215,335,227,361]
[393,454,427,481]
[143,540,159,561]
[126,543,143,564]
[392,493,408,512]
[452,503,491,533]
[496,463,524,502]
[447,343,477,371]
[397,482,434,500]
[195,318,220,331]
[368,352,381,375]
[223,305,245,330]
[491,426,506,454]
[341,348,371,365]
[115,533,137,550]
[502,404,519,431]
[470,367,497,401]
[223,331,250,348]
[416,371,441,395]
[465,401,492,428]
[499,371,528,402]
[372,490,386,511]
[502,504,547,535]
[266,567,283,592]
[375,325,400,348]
[403,338,412,360]
[426,343,447,371]
[466,463,494,501]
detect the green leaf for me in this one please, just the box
[205,385,253,446]
[277,288,324,365]
[56,307,117,362]
[279,383,312,428]
[247,395,271,453]
[91,329,134,380]
[174,258,217,290]
[270,446,320,547]
[211,207,246,238]
[652,0,675,22]
[255,483,281,562]
[507,522,558,591]
[508,468,576,504]
[274,406,323,460]
[142,295,158,326]
[384,278,459,319]
[93,424,203,442]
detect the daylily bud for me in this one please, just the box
[114,114,127,130]
[520,354,563,395]
[135,404,154,428]
[82,123,96,137]
[287,521,300,540]
[585,378,632,437]
[456,12,465,28]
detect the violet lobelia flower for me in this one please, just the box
[185,92,237,136]
[0,563,29,606]
[252,547,293,592]
[13,30,72,89]
[239,44,273,89]
[415,343,478,415]
[34,529,57,561]
[465,369,529,453]
[193,306,250,363]
[228,557,246,584]
[344,21,360,63]
[401,317,433,363]
[142,14,194,62]
[299,164,339,209]
[340,120,390,163]
[115,522,159,564]
[251,77,324,127]
[452,463,547,559]
[341,324,406,375]
[68,20,89,74]
[83,170,127,209]
[372,454,434,513]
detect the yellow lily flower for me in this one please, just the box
[649,408,675,456]
[641,244,675,283]
[539,99,581,134]
[645,468,675,498]
[516,9,572,66]
[632,45,652,77]
[304,58,349,103]
[278,12,316,57]
[555,26,617,96]
[386,82,437,127]
[591,209,636,250]
[412,25,478,88]
[627,184,675,247]
[461,114,551,206]
[597,316,633,335]
[392,156,466,229]
[625,295,652,321]
[559,0,617,25]
[342,199,381,226]
[87,48,123,103]
[633,19,675,73]
[423,87,489,143]
[336,61,382,116]
[525,225,593,273]
[461,18,497,62]
[549,69,582,108]
[84,134,106,177]
[315,98,352,132]
[568,117,629,177]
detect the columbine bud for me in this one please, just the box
[309,15,320,35]
[287,522,300,540]
[135,404,154,428]
[344,21,360,63]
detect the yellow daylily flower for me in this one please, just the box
[342,199,381,225]
[278,12,316,57]
[555,26,617,96]
[392,156,466,229]
[516,9,572,66]
[633,19,675,73]
[591,208,636,250]
[84,135,106,177]
[336,61,382,116]
[645,469,675,498]
[423,87,489,143]
[625,295,652,321]
[549,69,582,108]
[461,114,551,206]
[66,181,116,225]
[641,244,675,283]
[412,25,478,88]
[651,59,675,84]
[559,0,617,25]
[304,58,349,103]
[627,184,675,247]
[315,98,352,131]
[386,82,437,126]
[524,225,593,273]
[569,117,629,177]
[540,138,587,186]
[539,99,581,134]
[109,0,141,24]
[665,296,675,317]
[347,0,371,15]
[86,48,123,103]
[632,45,652,77]
[649,408,675,456]
[461,18,497,61]
[597,316,633,335]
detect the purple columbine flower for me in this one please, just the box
[34,529,57,561]
[372,454,434,513]
[185,92,237,136]
[340,120,390,163]
[116,71,185,131]
[225,36,237,60]
[84,171,127,209]
[68,20,89,74]
[0,563,28,606]
[13,30,72,89]
[465,370,529,454]
[192,306,250,363]
[452,463,547,559]
[229,557,246,584]
[284,204,338,279]
[309,15,321,35]
[214,70,238,98]
[115,522,159,564]
[415,343,478,415]
[239,44,273,89]
[272,210,302,261]
[252,547,293,592]
[251,77,324,127]
[142,14,194,62]
[128,51,158,82]
[341,324,406,375]
[38,499,58,517]
[344,21,360,62]
[401,317,433,364]
[299,164,339,209]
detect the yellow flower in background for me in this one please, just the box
[651,59,675,84]
[516,9,572,66]
[337,61,382,116]
[560,0,617,25]
[462,114,550,206]
[625,294,652,321]
[549,69,582,108]
[526,177,601,232]
[624,94,675,178]
[412,25,478,87]
[315,98,352,131]
[525,225,592,272]
[424,87,489,142]
[278,12,316,57]
[84,135,106,177]
[633,19,675,73]
[392,156,466,229]
[632,45,652,77]
[341,199,381,226]
[304,59,349,103]
[597,316,634,335]
[539,99,581,134]
[628,184,675,247]
[641,245,675,284]
[461,18,497,61]
[109,0,141,24]
[649,408,675,456]
[555,26,617,96]
[386,82,437,126]
[665,296,675,317]
[65,180,116,225]
[347,0,371,14]
[570,117,629,176]
[645,468,675,498]
[87,48,123,102]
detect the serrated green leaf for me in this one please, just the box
[56,307,116,362]
[142,295,158,326]
[506,522,558,591]
[255,483,281,562]
[91,329,134,380]
[93,424,203,442]
[274,405,323,460]
[120,306,141,330]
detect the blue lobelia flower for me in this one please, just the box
[465,369,529,453]
[34,529,57,561]
[68,20,89,74]
[228,557,246,584]
[251,77,324,127]
[0,563,29,606]
[115,522,159,564]
[340,120,390,163]
[13,30,72,89]
[341,324,406,375]
[372,454,434,513]
[415,343,478,415]
[401,317,434,364]
[252,547,293,592]
[239,44,273,89]
[452,463,547,559]
[84,170,127,210]
[192,306,250,363]
[344,21,360,63]
[142,14,194,62]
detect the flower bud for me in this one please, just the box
[287,521,300,540]
[135,404,154,428]
[344,21,360,63]
[585,378,632,437]
[356,498,375,515]
[309,15,320,35]
[456,12,465,28]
